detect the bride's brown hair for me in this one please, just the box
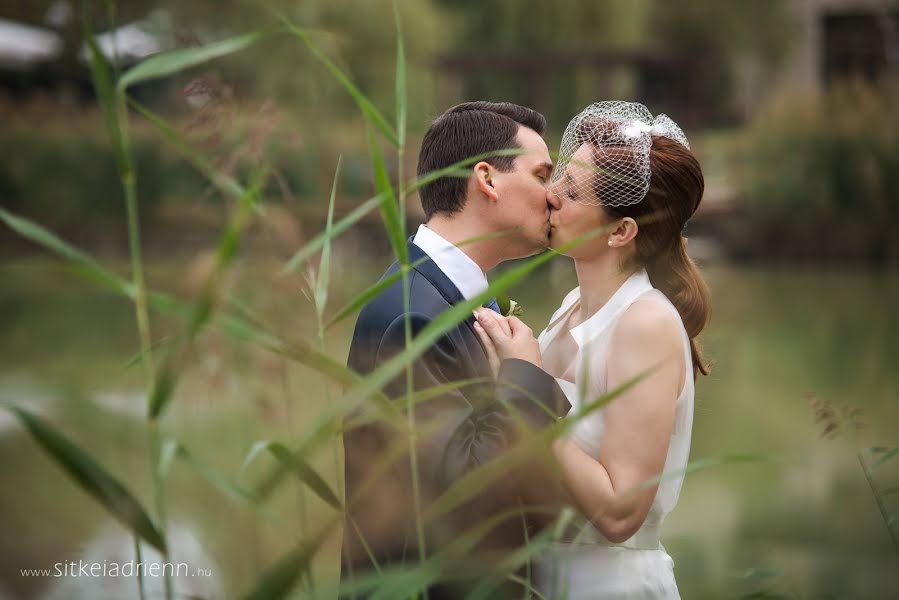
[587,133,711,377]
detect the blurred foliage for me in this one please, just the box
[437,0,643,50]
[649,0,795,66]
[0,120,170,228]
[649,0,797,119]
[5,0,797,130]
[744,81,899,262]
[435,0,796,124]
[0,101,382,230]
[152,0,449,133]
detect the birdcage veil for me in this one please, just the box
[551,101,690,207]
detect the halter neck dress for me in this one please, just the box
[535,269,694,599]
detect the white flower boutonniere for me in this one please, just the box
[496,293,524,317]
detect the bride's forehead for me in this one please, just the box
[566,144,595,179]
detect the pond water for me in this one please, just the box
[1,255,897,598]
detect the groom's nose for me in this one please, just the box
[546,187,561,210]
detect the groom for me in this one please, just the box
[342,101,563,595]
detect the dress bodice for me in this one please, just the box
[537,269,695,550]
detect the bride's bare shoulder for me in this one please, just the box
[611,297,682,353]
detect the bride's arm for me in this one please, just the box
[552,301,685,543]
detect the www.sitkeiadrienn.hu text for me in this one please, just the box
[20,560,212,578]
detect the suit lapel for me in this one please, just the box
[407,239,479,331]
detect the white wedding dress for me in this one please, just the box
[534,269,694,599]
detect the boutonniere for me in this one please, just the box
[496,292,524,317]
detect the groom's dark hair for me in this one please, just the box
[416,101,546,219]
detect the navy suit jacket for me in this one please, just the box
[342,239,564,592]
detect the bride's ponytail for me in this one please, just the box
[646,236,711,377]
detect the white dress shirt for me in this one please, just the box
[412,224,488,301]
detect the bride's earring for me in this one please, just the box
[607,240,614,247]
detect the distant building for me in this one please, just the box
[784,0,899,90]
[0,19,63,70]
[0,10,171,100]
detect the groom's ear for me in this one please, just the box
[473,161,499,202]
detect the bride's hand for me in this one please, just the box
[472,308,510,377]
[473,308,543,370]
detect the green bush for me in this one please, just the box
[0,126,169,228]
[745,82,899,261]
[0,109,376,234]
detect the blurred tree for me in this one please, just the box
[436,0,645,50]
[434,0,648,130]
[435,0,797,127]
[648,0,797,120]
[156,0,449,133]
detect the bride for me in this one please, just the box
[473,101,710,599]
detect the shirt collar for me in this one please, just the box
[569,268,653,347]
[411,224,488,301]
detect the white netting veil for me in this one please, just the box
[551,101,690,207]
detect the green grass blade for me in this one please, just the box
[342,377,492,431]
[222,325,398,427]
[157,438,180,481]
[464,509,575,600]
[148,174,263,420]
[118,32,263,90]
[7,405,166,553]
[869,446,899,471]
[367,125,407,264]
[280,19,398,147]
[128,98,245,199]
[363,506,544,599]
[84,29,126,172]
[393,0,406,145]
[315,157,342,318]
[325,230,512,330]
[889,508,899,527]
[405,148,526,195]
[632,453,782,493]
[264,442,342,510]
[0,208,134,298]
[240,515,338,600]
[339,225,608,414]
[239,440,342,511]
[863,446,893,454]
[423,436,545,525]
[172,442,276,521]
[147,356,177,420]
[281,193,385,275]
[188,171,263,337]
[260,338,394,410]
[881,485,899,497]
[121,336,174,373]
[250,401,439,508]
[325,259,426,329]
[239,441,274,476]
[424,371,652,523]
[26,260,182,319]
[564,370,652,424]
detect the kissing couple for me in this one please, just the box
[342,100,710,599]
